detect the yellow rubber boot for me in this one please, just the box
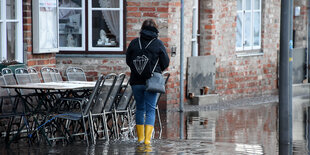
[136,125,145,143]
[144,125,154,145]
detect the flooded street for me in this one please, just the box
[1,94,309,154]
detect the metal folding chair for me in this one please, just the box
[40,67,54,83]
[155,71,170,139]
[2,68,18,96]
[89,73,118,142]
[52,68,63,82]
[0,71,31,146]
[113,82,135,140]
[66,67,87,81]
[27,67,42,83]
[40,74,105,145]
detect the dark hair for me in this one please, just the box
[141,19,158,30]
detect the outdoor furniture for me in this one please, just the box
[113,82,135,139]
[89,73,118,142]
[66,67,87,81]
[52,68,63,82]
[27,67,42,83]
[41,75,105,145]
[0,72,32,146]
[2,68,18,96]
[0,80,98,145]
[15,68,36,96]
[40,67,54,83]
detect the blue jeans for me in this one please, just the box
[132,85,158,126]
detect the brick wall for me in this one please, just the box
[199,0,280,100]
[23,0,283,107]
[23,0,56,74]
[56,0,185,109]
[293,0,307,48]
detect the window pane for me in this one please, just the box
[6,22,16,61]
[92,0,119,8]
[0,24,2,58]
[92,10,120,47]
[59,0,82,8]
[253,12,260,46]
[245,0,251,10]
[59,10,82,47]
[254,0,260,10]
[39,7,58,49]
[237,0,242,11]
[244,12,252,47]
[0,1,2,19]
[236,13,242,48]
[6,0,16,19]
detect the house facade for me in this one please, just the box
[1,0,308,109]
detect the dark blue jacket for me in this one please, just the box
[126,28,170,85]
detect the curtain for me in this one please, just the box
[99,0,120,42]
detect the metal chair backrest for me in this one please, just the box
[40,67,54,82]
[103,73,126,112]
[0,73,10,98]
[28,67,41,83]
[15,68,35,95]
[91,73,117,114]
[1,68,17,96]
[115,82,133,111]
[66,67,87,81]
[83,74,104,115]
[15,68,32,85]
[2,68,17,85]
[53,68,63,82]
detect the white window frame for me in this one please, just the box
[88,0,124,52]
[59,1,85,51]
[0,0,23,62]
[236,0,261,51]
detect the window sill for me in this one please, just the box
[56,54,126,58]
[236,50,264,57]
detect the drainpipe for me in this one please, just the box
[180,0,184,113]
[279,0,293,154]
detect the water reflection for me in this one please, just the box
[4,98,310,154]
[292,95,310,154]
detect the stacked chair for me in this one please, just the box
[0,66,169,146]
[41,73,128,145]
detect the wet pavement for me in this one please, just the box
[1,93,310,154]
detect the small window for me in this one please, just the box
[59,0,124,54]
[236,0,261,51]
[0,0,23,62]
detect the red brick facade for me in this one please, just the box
[22,0,286,108]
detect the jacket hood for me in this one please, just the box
[140,26,158,40]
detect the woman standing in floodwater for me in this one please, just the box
[126,19,169,145]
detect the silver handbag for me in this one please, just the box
[145,59,165,93]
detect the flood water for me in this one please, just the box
[1,94,310,154]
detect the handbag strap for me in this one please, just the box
[151,59,159,74]
[138,38,158,74]
[138,38,156,50]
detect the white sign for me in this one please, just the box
[39,0,57,8]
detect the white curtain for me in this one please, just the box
[99,0,120,42]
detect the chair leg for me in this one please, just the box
[156,105,162,139]
[88,113,96,144]
[114,111,120,139]
[102,115,109,141]
[82,117,89,146]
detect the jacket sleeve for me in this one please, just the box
[126,39,135,68]
[158,40,170,71]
